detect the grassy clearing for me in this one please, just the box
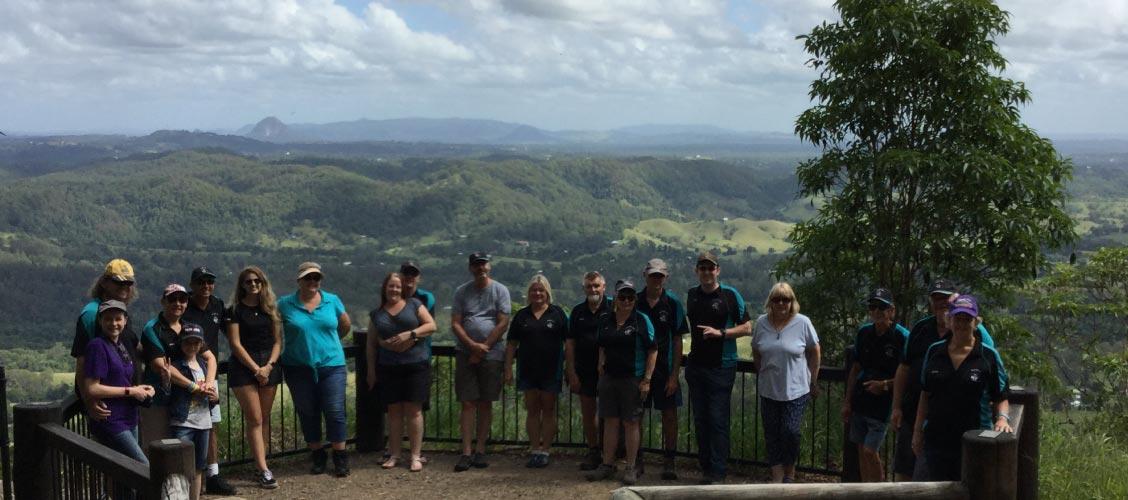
[623,218,793,254]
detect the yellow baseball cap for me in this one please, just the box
[103,259,135,282]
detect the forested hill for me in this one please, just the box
[0,150,800,349]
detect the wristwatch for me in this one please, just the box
[720,327,727,339]
[410,330,419,342]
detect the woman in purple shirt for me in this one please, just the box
[82,300,156,466]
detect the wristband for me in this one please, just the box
[125,387,131,397]
[189,382,199,394]
[995,413,1011,423]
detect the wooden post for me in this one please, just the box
[841,347,860,482]
[353,330,384,453]
[1008,389,1039,500]
[0,365,12,500]
[145,438,193,500]
[12,401,64,500]
[961,428,1018,500]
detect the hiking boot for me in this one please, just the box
[526,454,540,468]
[536,454,550,468]
[310,448,328,475]
[579,447,602,471]
[470,452,489,468]
[585,463,615,482]
[205,474,236,495]
[661,455,677,480]
[332,449,350,477]
[257,470,278,489]
[454,454,473,472]
[622,465,639,485]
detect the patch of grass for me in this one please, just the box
[623,218,793,254]
[1041,412,1128,499]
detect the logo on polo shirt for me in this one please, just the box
[546,319,556,329]
[884,345,897,359]
[710,299,723,312]
[968,369,982,382]
[623,326,636,336]
[211,313,220,324]
[658,310,669,323]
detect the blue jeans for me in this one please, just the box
[284,364,348,444]
[171,426,210,471]
[685,363,736,478]
[95,427,148,500]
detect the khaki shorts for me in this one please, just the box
[455,353,504,402]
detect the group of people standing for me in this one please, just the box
[843,280,1012,483]
[70,251,1011,495]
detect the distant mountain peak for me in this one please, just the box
[247,117,290,141]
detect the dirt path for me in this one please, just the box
[215,448,786,499]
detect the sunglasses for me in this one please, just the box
[617,294,637,302]
[867,303,891,311]
[111,279,135,287]
[771,297,792,304]
[401,270,420,278]
[647,273,666,279]
[197,279,216,285]
[696,264,718,272]
[166,295,189,304]
[243,278,262,286]
[301,274,323,282]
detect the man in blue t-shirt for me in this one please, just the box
[684,251,752,484]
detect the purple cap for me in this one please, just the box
[949,294,979,317]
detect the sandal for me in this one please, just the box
[381,456,398,469]
[410,456,424,472]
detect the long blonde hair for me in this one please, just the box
[87,275,139,303]
[764,282,800,319]
[231,266,281,337]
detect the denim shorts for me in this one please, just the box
[171,426,210,471]
[849,413,889,451]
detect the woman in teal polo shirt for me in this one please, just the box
[279,262,353,478]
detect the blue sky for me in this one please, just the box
[0,0,1125,136]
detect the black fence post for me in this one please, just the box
[1009,389,1039,500]
[12,401,64,500]
[353,331,384,453]
[962,428,1018,500]
[841,346,860,482]
[146,438,194,500]
[0,365,12,500]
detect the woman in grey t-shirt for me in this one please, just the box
[751,282,820,483]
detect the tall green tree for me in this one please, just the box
[780,0,1075,352]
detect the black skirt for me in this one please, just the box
[228,348,283,388]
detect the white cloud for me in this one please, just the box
[0,0,1123,134]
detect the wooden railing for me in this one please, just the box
[12,395,194,500]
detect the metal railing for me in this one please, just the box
[1,365,11,500]
[204,333,851,476]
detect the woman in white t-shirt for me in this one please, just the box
[751,282,820,484]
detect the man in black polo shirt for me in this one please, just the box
[842,288,908,482]
[566,271,612,471]
[181,266,235,496]
[636,258,689,480]
[684,251,752,484]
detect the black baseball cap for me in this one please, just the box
[868,288,894,306]
[468,252,491,264]
[614,279,637,294]
[928,278,957,296]
[180,323,205,344]
[190,266,217,283]
[400,261,421,275]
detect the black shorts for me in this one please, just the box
[643,371,682,410]
[893,420,916,477]
[597,375,643,421]
[574,370,599,398]
[228,349,283,388]
[378,361,432,406]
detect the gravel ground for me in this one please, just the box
[212,447,807,499]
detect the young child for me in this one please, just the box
[168,323,219,500]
